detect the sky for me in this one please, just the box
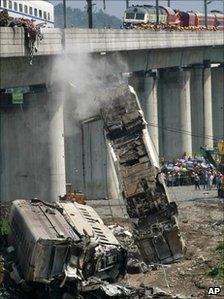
[51,0,224,18]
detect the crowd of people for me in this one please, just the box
[161,153,223,191]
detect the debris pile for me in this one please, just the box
[108,224,150,274]
[0,10,43,63]
[109,225,168,274]
[124,22,218,31]
[0,199,186,299]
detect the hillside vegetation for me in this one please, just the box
[54,4,122,28]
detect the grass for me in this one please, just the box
[0,219,10,236]
[208,241,224,279]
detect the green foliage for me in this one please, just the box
[208,241,224,279]
[216,240,224,255]
[54,4,122,29]
[0,219,10,236]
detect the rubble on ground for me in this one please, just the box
[108,224,139,257]
[124,22,218,31]
[109,224,169,275]
[0,199,185,299]
[108,224,150,274]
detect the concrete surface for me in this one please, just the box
[158,68,193,159]
[190,66,204,154]
[0,91,66,203]
[212,66,224,141]
[1,28,224,57]
[203,66,214,148]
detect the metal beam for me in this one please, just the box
[156,0,159,25]
[87,0,93,29]
[204,0,208,28]
[63,0,67,28]
[126,0,129,9]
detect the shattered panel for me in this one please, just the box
[8,199,127,290]
[60,201,127,281]
[101,84,185,264]
[8,199,79,283]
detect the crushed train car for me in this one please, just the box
[60,201,127,282]
[8,199,127,293]
[100,84,185,264]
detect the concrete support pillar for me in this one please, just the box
[212,65,224,140]
[179,69,192,156]
[0,89,66,203]
[203,64,214,148]
[158,68,192,159]
[48,90,66,201]
[190,66,204,154]
[129,71,159,155]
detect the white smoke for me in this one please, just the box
[50,52,128,124]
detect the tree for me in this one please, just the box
[54,4,122,29]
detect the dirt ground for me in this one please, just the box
[121,186,224,299]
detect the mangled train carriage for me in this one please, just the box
[100,84,185,264]
[8,199,126,288]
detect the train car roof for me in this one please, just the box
[125,5,153,14]
[160,6,176,15]
[11,199,79,243]
[188,10,215,16]
[60,201,120,246]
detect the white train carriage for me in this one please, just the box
[123,5,167,27]
[0,0,54,27]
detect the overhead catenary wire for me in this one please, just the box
[147,121,223,142]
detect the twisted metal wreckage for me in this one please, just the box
[7,84,185,298]
[100,84,185,264]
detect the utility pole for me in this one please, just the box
[126,0,129,9]
[87,0,93,29]
[204,0,208,28]
[156,0,159,25]
[167,0,171,7]
[63,0,67,28]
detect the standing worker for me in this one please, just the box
[194,174,200,190]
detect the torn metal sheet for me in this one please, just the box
[8,199,127,292]
[59,201,127,281]
[100,84,185,264]
[8,199,80,284]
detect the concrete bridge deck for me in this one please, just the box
[0,28,223,57]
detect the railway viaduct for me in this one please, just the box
[0,28,223,218]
